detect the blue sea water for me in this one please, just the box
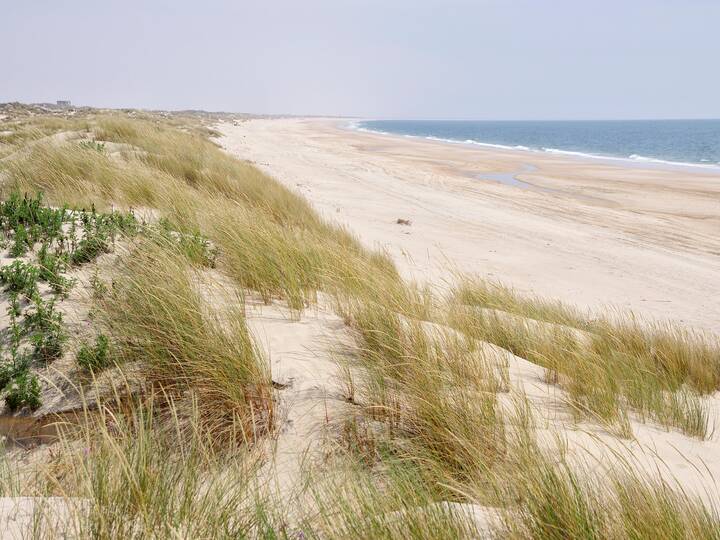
[355,119,720,170]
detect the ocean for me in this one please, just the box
[354,119,720,170]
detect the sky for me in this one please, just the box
[2,0,719,120]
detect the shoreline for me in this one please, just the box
[218,117,720,333]
[346,120,720,175]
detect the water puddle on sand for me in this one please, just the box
[473,165,620,207]
[476,164,541,189]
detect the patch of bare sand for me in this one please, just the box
[245,294,351,498]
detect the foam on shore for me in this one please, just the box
[349,121,720,173]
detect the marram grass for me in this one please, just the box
[2,108,719,538]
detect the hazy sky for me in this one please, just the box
[2,0,719,119]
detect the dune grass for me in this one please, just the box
[332,285,720,539]
[94,236,274,444]
[448,277,718,438]
[3,142,176,210]
[2,115,401,315]
[10,392,490,538]
[0,114,88,159]
[2,108,720,537]
[339,297,506,493]
[491,435,720,539]
[452,278,720,391]
[12,393,720,539]
[293,459,490,538]
[34,394,270,538]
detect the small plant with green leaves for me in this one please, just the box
[174,231,217,268]
[0,355,31,391]
[157,217,175,232]
[76,333,111,372]
[72,211,111,265]
[0,191,42,231]
[71,230,110,265]
[30,327,65,364]
[69,209,137,265]
[28,223,44,245]
[67,219,78,253]
[23,295,65,363]
[7,297,23,360]
[90,266,108,299]
[4,372,42,411]
[79,140,106,153]
[10,223,30,257]
[37,243,73,295]
[101,210,138,236]
[154,220,214,266]
[7,291,21,319]
[0,191,67,242]
[0,260,40,297]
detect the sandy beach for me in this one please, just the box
[219,118,720,333]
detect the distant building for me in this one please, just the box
[56,100,71,107]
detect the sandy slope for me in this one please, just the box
[215,118,720,505]
[219,118,720,333]
[240,293,720,506]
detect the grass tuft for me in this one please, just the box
[95,238,274,443]
[448,277,719,438]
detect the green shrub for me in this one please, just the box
[37,243,73,295]
[71,232,109,265]
[178,232,217,267]
[76,333,111,372]
[10,223,29,257]
[5,372,42,411]
[99,209,138,236]
[24,295,65,363]
[70,210,137,265]
[0,192,66,248]
[31,329,65,364]
[0,191,64,234]
[153,221,216,267]
[0,356,31,391]
[0,260,39,296]
[7,291,21,318]
[23,295,63,332]
[8,297,24,360]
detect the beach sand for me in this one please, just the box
[219,118,720,333]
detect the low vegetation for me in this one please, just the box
[0,105,717,537]
[95,236,274,443]
[0,188,136,412]
[75,333,110,372]
[448,278,719,438]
